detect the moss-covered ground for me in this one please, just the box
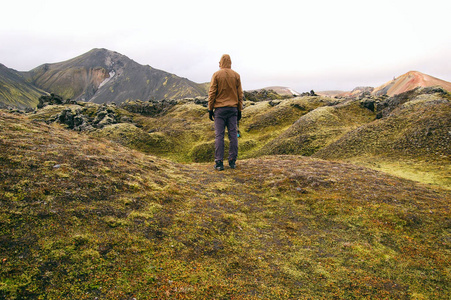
[1,110,450,299]
[26,88,451,192]
[313,90,451,190]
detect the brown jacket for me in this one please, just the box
[208,54,244,111]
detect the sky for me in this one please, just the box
[1,0,450,92]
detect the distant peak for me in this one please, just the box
[89,48,111,53]
[374,70,451,96]
[402,70,425,77]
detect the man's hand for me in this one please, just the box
[209,110,214,121]
[237,110,242,121]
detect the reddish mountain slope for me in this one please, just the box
[372,71,451,96]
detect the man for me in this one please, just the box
[208,54,244,171]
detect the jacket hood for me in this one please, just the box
[219,54,232,69]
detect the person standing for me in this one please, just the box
[208,54,243,171]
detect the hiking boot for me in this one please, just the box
[229,160,236,169]
[214,161,224,171]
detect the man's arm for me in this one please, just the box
[237,76,244,111]
[208,74,218,111]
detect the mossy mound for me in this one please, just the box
[188,139,259,163]
[315,91,451,160]
[238,138,258,152]
[243,88,295,102]
[257,100,375,156]
[30,101,134,131]
[92,123,165,154]
[133,101,212,161]
[189,141,219,163]
[243,96,334,133]
[313,90,451,188]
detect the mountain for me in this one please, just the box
[319,71,451,98]
[318,87,374,99]
[372,71,451,96]
[0,63,46,108]
[316,90,346,97]
[23,48,209,104]
[259,86,300,96]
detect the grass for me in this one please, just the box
[344,156,451,190]
[1,111,450,299]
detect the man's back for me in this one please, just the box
[208,54,243,111]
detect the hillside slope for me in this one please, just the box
[1,110,450,299]
[24,48,208,104]
[319,71,451,98]
[373,71,451,96]
[315,87,451,187]
[0,64,46,108]
[26,86,451,189]
[317,88,451,159]
[256,100,375,156]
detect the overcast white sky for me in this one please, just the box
[1,0,450,92]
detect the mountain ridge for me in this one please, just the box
[23,48,209,104]
[372,70,451,96]
[320,71,451,98]
[2,48,451,108]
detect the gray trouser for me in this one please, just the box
[214,107,238,162]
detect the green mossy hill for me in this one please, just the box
[243,96,335,132]
[233,96,338,158]
[312,87,451,188]
[131,100,214,161]
[257,99,376,156]
[0,64,46,109]
[1,111,450,299]
[316,89,451,160]
[92,123,164,154]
